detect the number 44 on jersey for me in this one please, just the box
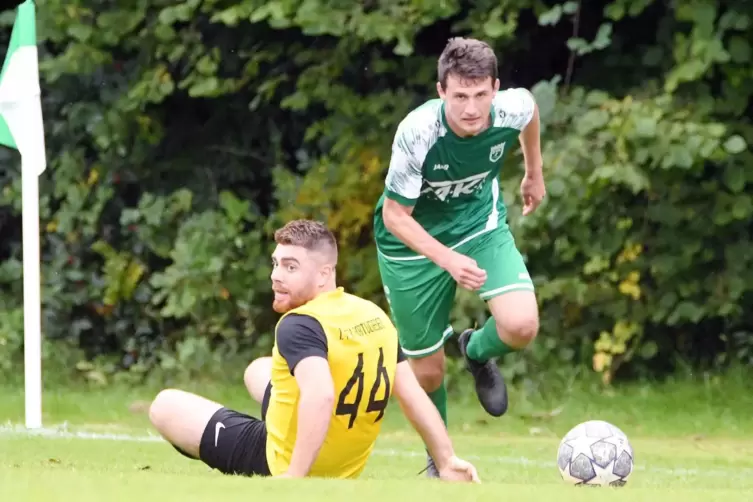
[335,348,391,429]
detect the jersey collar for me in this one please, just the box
[310,287,345,303]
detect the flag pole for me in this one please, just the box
[22,155,42,429]
[0,0,46,429]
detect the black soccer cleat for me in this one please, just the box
[458,328,508,417]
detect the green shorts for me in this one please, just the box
[376,229,534,359]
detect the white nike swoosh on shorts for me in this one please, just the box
[214,422,225,447]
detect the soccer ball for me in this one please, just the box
[556,420,634,487]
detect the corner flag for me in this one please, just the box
[0,0,45,171]
[0,0,47,429]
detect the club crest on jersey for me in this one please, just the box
[489,142,506,163]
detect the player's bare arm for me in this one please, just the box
[284,356,335,477]
[378,135,456,270]
[392,360,481,482]
[381,133,488,291]
[381,198,447,265]
[517,89,545,215]
[518,90,542,172]
[382,198,486,290]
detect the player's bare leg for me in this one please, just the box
[407,350,446,398]
[459,290,539,416]
[148,389,223,458]
[407,349,447,478]
[485,289,539,350]
[244,356,272,404]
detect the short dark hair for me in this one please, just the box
[274,219,338,261]
[438,37,498,89]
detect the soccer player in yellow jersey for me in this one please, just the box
[149,219,480,482]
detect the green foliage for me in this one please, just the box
[0,0,751,385]
[514,83,750,382]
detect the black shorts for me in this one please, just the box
[174,384,273,477]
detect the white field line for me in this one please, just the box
[0,423,750,479]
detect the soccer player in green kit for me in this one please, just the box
[373,37,546,476]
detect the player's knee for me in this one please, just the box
[149,388,180,431]
[409,356,445,392]
[243,363,254,389]
[244,357,272,403]
[496,316,538,349]
[419,369,445,393]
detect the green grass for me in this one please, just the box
[1,374,752,501]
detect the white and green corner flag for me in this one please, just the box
[0,0,47,430]
[0,0,46,173]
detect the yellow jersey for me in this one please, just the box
[264,287,402,478]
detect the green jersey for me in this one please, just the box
[373,88,536,260]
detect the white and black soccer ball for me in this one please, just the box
[557,420,634,487]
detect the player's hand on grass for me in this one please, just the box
[520,171,546,216]
[438,455,481,483]
[441,251,487,290]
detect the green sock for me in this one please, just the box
[427,381,448,426]
[466,316,515,362]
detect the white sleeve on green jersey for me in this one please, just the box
[383,104,438,205]
[493,88,536,131]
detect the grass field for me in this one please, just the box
[1,374,752,501]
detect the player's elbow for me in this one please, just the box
[382,202,398,231]
[321,392,335,411]
[300,386,335,419]
[303,385,335,406]
[382,198,410,232]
